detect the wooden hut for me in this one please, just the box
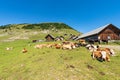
[45,34,55,41]
[76,24,120,41]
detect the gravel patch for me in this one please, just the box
[99,45,120,51]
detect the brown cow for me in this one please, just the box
[62,44,72,50]
[92,47,111,62]
[34,44,47,49]
[92,50,110,62]
[62,41,76,50]
[22,48,28,53]
[78,39,86,46]
[103,48,115,56]
[54,43,61,49]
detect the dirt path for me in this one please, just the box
[99,45,120,51]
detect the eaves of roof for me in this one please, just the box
[76,24,111,39]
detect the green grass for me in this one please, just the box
[0,28,120,80]
[0,39,120,80]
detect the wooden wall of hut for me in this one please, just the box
[99,25,120,40]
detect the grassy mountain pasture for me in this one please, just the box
[0,28,79,42]
[0,23,120,80]
[0,40,120,80]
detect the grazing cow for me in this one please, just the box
[22,48,28,53]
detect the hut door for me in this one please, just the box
[107,35,111,40]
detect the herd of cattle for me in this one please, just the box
[33,39,115,62]
[34,41,77,49]
[6,39,116,62]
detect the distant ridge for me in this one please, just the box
[0,22,74,30]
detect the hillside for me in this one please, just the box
[0,23,80,42]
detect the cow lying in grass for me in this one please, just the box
[78,39,87,46]
[54,43,61,49]
[62,44,73,50]
[6,47,13,50]
[22,48,28,53]
[62,41,76,50]
[34,41,78,50]
[92,50,111,62]
[34,44,53,49]
[102,48,115,56]
[86,44,98,52]
[34,44,46,49]
[86,44,115,62]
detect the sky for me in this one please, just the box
[0,0,120,33]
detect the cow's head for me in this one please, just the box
[109,49,115,56]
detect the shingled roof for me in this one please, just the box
[76,24,112,39]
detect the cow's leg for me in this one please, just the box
[101,51,107,61]
[92,52,95,59]
[106,54,110,62]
